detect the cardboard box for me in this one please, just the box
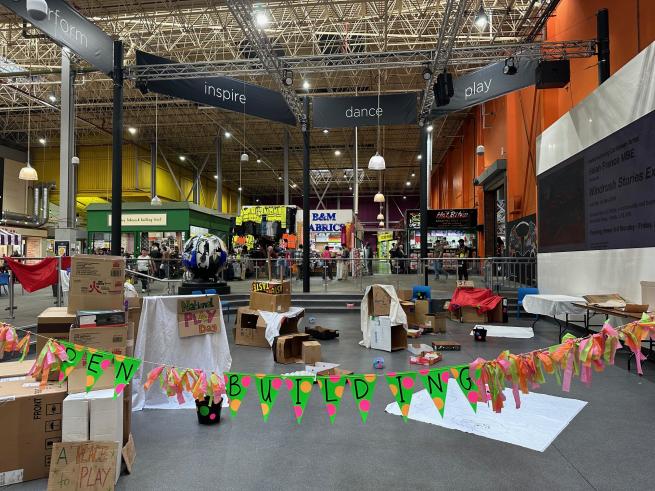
[409,351,442,366]
[0,380,67,484]
[122,384,132,446]
[368,286,391,316]
[425,312,448,333]
[397,289,413,301]
[48,441,119,490]
[251,279,291,295]
[431,341,461,351]
[401,299,430,327]
[273,333,310,364]
[67,325,128,394]
[126,298,143,343]
[68,255,125,314]
[460,306,488,324]
[488,301,505,323]
[302,341,321,364]
[249,292,291,313]
[234,307,302,348]
[58,389,123,485]
[407,343,433,355]
[0,359,33,382]
[36,307,76,356]
[406,328,422,338]
[305,362,353,378]
[369,316,407,352]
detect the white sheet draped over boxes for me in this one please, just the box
[259,307,305,345]
[131,295,232,410]
[359,284,407,348]
[522,294,586,319]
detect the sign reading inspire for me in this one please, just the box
[177,295,221,337]
[107,213,167,227]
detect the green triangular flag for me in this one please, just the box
[348,374,377,424]
[385,372,417,421]
[317,375,347,424]
[418,368,450,417]
[57,341,86,384]
[451,365,478,412]
[85,348,114,392]
[224,373,252,418]
[286,376,314,423]
[112,354,141,399]
[255,374,283,422]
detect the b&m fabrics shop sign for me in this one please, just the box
[310,210,352,243]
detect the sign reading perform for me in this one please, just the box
[47,441,118,491]
[1,0,115,75]
[177,295,221,337]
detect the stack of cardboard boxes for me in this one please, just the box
[0,255,134,487]
[366,286,407,352]
[398,289,448,334]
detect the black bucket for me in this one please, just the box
[473,328,487,342]
[195,396,222,425]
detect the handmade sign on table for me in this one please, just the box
[177,295,221,338]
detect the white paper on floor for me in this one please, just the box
[385,380,586,452]
[470,325,534,338]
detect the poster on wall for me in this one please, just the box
[508,215,537,257]
[54,240,70,257]
[538,109,655,253]
[406,209,477,230]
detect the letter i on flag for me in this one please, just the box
[224,373,251,417]
[317,375,347,424]
[386,372,417,421]
[452,365,479,412]
[57,341,86,383]
[286,376,314,423]
[348,374,377,424]
[418,368,450,417]
[113,355,141,398]
[85,348,114,392]
[255,374,283,422]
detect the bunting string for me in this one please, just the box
[1,313,653,423]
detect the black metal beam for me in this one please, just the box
[302,97,311,292]
[111,40,123,256]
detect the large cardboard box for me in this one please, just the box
[301,341,321,365]
[488,300,505,323]
[401,299,430,327]
[249,292,291,313]
[68,255,125,314]
[273,333,311,364]
[36,307,76,356]
[67,325,128,394]
[0,359,33,381]
[251,279,291,295]
[460,306,488,324]
[425,312,448,333]
[0,380,67,485]
[367,285,391,316]
[397,289,413,301]
[234,307,301,348]
[369,316,407,352]
[126,297,143,343]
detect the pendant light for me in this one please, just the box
[151,94,162,206]
[378,221,384,227]
[20,84,38,181]
[376,213,384,220]
[374,192,385,203]
[368,71,385,170]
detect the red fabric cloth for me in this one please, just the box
[4,256,59,293]
[448,287,502,313]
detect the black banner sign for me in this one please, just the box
[1,0,114,75]
[136,51,296,126]
[431,59,538,116]
[407,209,478,230]
[312,93,417,128]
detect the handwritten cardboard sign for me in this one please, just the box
[251,280,290,295]
[177,295,221,338]
[47,441,118,491]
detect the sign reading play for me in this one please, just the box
[312,93,417,128]
[136,51,296,126]
[431,59,539,116]
[177,295,221,338]
[1,0,115,75]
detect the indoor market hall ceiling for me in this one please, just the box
[0,0,561,196]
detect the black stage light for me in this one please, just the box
[503,57,517,75]
[282,69,293,86]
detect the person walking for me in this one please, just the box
[397,243,407,274]
[456,239,471,281]
[340,243,350,280]
[321,245,333,280]
[136,248,152,292]
[294,244,304,281]
[365,242,373,275]
[433,240,448,280]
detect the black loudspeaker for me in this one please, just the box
[536,60,570,89]
[433,72,454,106]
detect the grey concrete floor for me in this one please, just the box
[6,293,655,490]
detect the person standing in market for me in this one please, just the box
[433,239,448,280]
[294,244,304,281]
[321,245,333,280]
[136,248,153,293]
[456,238,472,281]
[340,243,350,280]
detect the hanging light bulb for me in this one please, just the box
[19,163,38,181]
[376,213,384,220]
[378,221,385,227]
[240,153,249,163]
[368,152,385,170]
[374,192,385,203]
[150,195,162,206]
[20,84,38,181]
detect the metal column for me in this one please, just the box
[283,129,290,205]
[597,9,610,84]
[354,127,359,216]
[58,49,74,229]
[216,136,223,212]
[150,142,157,200]
[420,125,430,286]
[111,41,124,256]
[302,98,311,293]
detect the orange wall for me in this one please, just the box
[431,0,655,254]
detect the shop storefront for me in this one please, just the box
[406,209,478,272]
[309,209,353,252]
[0,226,48,258]
[86,202,232,256]
[232,205,302,252]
